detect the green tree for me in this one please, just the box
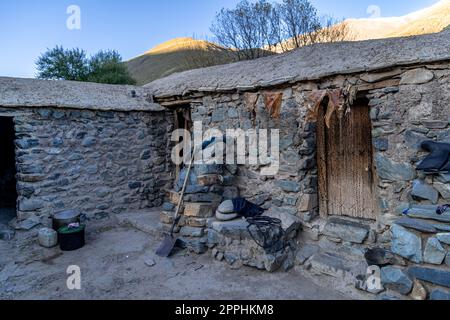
[36,47,136,85]
[36,46,89,81]
[87,50,136,85]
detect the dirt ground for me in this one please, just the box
[0,215,348,300]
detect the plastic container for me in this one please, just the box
[38,228,58,248]
[58,224,85,251]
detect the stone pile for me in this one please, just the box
[160,164,237,254]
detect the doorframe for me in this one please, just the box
[315,96,378,219]
[0,115,18,215]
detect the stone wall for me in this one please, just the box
[161,61,450,299]
[0,106,174,223]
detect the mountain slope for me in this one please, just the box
[129,1,450,85]
[126,38,237,85]
[345,0,450,40]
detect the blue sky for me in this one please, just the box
[0,0,439,78]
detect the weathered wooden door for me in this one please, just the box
[316,102,377,219]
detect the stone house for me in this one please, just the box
[0,78,174,226]
[1,29,450,299]
[144,29,450,299]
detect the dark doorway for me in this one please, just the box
[316,98,377,220]
[0,117,17,224]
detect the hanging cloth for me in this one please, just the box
[262,92,283,119]
[416,141,450,173]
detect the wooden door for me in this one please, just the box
[317,102,377,219]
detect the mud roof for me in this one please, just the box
[0,77,165,112]
[144,29,450,98]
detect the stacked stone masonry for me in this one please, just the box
[0,106,174,223]
[161,62,450,300]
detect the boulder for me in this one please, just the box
[407,266,450,288]
[423,237,446,265]
[211,219,250,240]
[394,217,437,233]
[322,217,369,244]
[445,252,450,267]
[391,224,422,263]
[381,266,413,295]
[411,180,439,204]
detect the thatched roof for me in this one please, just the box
[0,77,164,112]
[144,29,450,98]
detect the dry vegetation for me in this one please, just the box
[126,0,450,85]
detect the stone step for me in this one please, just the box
[116,210,162,237]
[309,252,352,278]
[322,217,370,244]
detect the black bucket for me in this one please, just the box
[58,224,85,251]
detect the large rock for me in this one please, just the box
[265,209,302,235]
[405,205,450,223]
[436,233,450,245]
[400,68,434,85]
[394,217,437,233]
[411,180,439,204]
[407,266,450,288]
[322,217,369,244]
[423,237,446,265]
[391,224,422,263]
[211,219,250,240]
[381,266,413,295]
[375,154,415,181]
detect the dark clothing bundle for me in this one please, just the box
[232,198,265,218]
[417,141,450,173]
